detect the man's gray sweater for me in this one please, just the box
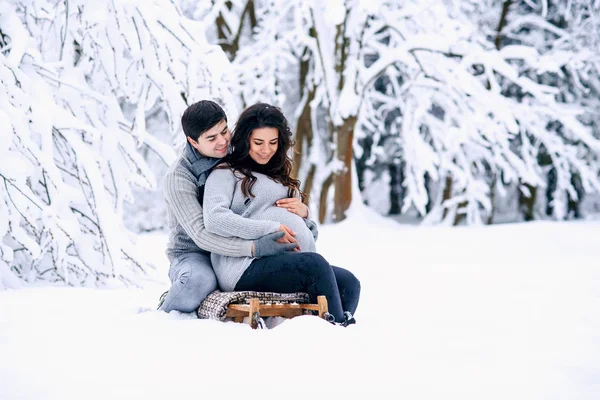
[164,152,253,262]
[203,168,317,291]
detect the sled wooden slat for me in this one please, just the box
[249,298,260,329]
[226,295,329,329]
[317,295,328,319]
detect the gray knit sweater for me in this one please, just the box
[203,168,317,291]
[164,152,253,262]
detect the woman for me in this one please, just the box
[202,103,360,325]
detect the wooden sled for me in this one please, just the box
[226,295,329,329]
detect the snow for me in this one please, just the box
[1,206,599,399]
[323,0,346,26]
[2,2,600,396]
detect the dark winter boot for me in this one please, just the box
[323,311,356,327]
[323,312,336,324]
[340,311,356,327]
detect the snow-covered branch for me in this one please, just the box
[0,0,233,287]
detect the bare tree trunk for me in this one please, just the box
[303,164,316,201]
[442,174,453,220]
[487,0,513,224]
[488,172,497,224]
[216,2,233,56]
[319,173,334,224]
[293,24,320,205]
[425,173,433,213]
[454,201,467,225]
[333,116,357,222]
[331,9,354,222]
[568,173,583,219]
[292,48,314,183]
[495,0,513,50]
[519,183,537,221]
[215,0,256,60]
[545,167,556,216]
[388,163,402,215]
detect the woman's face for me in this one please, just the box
[248,127,278,165]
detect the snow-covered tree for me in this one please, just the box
[0,0,233,288]
[182,0,600,226]
[332,0,600,224]
[203,0,600,224]
[183,0,377,222]
[497,0,600,221]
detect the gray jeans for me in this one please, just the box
[159,252,218,313]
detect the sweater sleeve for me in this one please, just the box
[300,193,318,241]
[203,169,281,239]
[164,169,253,257]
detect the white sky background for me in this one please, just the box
[1,206,599,400]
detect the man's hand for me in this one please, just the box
[252,231,299,257]
[275,198,309,218]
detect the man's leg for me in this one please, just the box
[234,252,345,322]
[159,252,217,313]
[331,266,361,315]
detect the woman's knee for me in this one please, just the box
[340,271,360,315]
[299,252,330,274]
[340,268,361,293]
[349,275,361,297]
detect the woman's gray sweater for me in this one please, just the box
[203,168,317,291]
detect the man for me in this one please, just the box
[158,100,298,313]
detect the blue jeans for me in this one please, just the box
[234,252,360,322]
[159,252,218,313]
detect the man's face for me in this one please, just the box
[187,119,231,158]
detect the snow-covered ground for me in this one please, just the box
[1,207,599,400]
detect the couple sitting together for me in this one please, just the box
[158,100,360,326]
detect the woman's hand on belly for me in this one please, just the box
[275,197,309,218]
[278,224,300,251]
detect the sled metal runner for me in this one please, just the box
[226,295,329,329]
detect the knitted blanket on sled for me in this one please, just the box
[197,290,310,321]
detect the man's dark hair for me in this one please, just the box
[181,100,227,140]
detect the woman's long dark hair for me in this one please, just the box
[223,103,306,202]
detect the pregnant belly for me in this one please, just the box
[250,207,316,252]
